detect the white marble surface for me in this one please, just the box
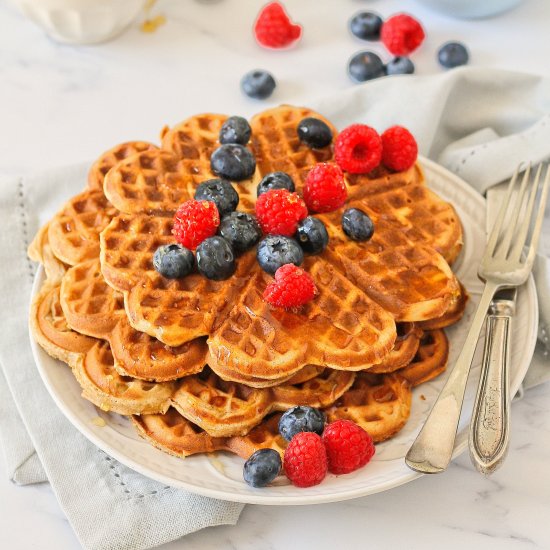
[2,0,550,548]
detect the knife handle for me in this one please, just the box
[468,300,514,475]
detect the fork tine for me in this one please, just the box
[496,164,532,259]
[509,163,543,262]
[485,165,522,258]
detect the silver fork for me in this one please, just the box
[406,163,550,474]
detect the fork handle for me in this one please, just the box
[405,280,500,473]
[469,301,513,475]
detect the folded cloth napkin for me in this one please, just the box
[0,67,549,550]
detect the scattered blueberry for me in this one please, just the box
[386,57,415,75]
[278,406,326,442]
[297,117,333,149]
[241,69,277,100]
[210,144,256,181]
[243,449,282,488]
[348,51,385,83]
[437,41,469,69]
[349,12,383,41]
[218,211,262,254]
[194,178,239,217]
[342,208,375,241]
[256,171,295,197]
[153,244,194,279]
[219,116,252,145]
[196,236,236,280]
[295,216,329,255]
[257,235,304,275]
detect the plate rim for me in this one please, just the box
[29,156,539,505]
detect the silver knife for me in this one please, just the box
[468,183,516,474]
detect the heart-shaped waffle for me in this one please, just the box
[369,323,422,373]
[28,223,68,286]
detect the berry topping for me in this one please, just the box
[334,125,382,174]
[210,144,256,181]
[219,116,252,145]
[194,178,239,216]
[153,244,194,279]
[303,163,347,213]
[283,432,327,488]
[255,188,308,236]
[386,56,415,75]
[254,1,302,49]
[243,449,282,488]
[218,211,262,254]
[297,117,333,149]
[348,51,385,83]
[263,263,317,309]
[381,125,418,172]
[381,13,425,56]
[257,235,304,275]
[322,419,375,475]
[195,236,236,280]
[349,11,383,41]
[241,69,277,100]
[296,216,329,255]
[278,406,326,442]
[438,41,469,68]
[257,171,295,196]
[342,208,375,242]
[172,200,220,250]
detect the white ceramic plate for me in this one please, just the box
[29,157,539,505]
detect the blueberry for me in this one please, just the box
[257,235,303,275]
[295,216,329,255]
[241,69,276,100]
[218,212,262,254]
[219,116,251,145]
[342,208,375,241]
[278,406,326,442]
[437,42,469,69]
[194,178,239,216]
[153,244,194,279]
[210,144,256,181]
[348,51,385,83]
[386,57,415,75]
[349,12,383,41]
[297,117,333,149]
[256,171,295,197]
[196,236,236,280]
[243,449,282,488]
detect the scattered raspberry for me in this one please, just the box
[263,264,317,308]
[322,419,375,475]
[255,189,308,236]
[304,163,347,213]
[334,125,383,174]
[172,200,220,250]
[381,126,418,172]
[381,14,425,56]
[254,2,302,49]
[283,431,327,487]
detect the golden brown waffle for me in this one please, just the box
[326,372,412,443]
[88,141,159,192]
[28,223,68,286]
[60,259,208,381]
[369,323,422,374]
[418,283,469,330]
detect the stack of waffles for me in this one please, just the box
[29,105,467,461]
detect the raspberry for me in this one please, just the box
[255,189,308,236]
[381,14,425,56]
[254,2,302,49]
[172,199,220,250]
[381,126,418,172]
[334,124,383,174]
[322,419,375,475]
[303,163,347,213]
[263,264,316,308]
[283,432,327,487]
